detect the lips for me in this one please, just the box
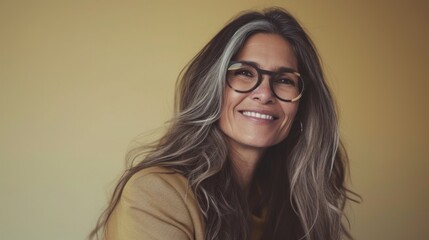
[239,110,278,120]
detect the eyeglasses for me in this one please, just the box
[226,61,304,102]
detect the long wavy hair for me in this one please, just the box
[90,7,359,240]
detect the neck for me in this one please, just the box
[229,145,265,194]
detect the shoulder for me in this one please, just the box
[128,165,186,183]
[124,166,191,200]
[106,166,205,240]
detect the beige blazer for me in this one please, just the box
[105,166,205,240]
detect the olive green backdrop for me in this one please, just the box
[1,0,428,239]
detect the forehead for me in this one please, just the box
[234,33,298,71]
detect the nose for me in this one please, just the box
[250,76,275,104]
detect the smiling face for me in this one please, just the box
[219,33,300,157]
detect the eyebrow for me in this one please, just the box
[238,60,298,73]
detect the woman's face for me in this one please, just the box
[219,33,300,155]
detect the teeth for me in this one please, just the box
[242,111,274,120]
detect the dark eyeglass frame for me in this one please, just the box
[226,61,304,102]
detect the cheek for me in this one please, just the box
[279,103,299,134]
[219,88,249,133]
[219,89,237,131]
[218,106,230,132]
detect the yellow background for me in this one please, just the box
[1,0,428,239]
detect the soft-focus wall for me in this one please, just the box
[1,0,427,239]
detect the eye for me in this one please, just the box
[274,78,296,86]
[235,69,254,77]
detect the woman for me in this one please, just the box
[90,7,358,240]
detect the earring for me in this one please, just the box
[300,121,303,132]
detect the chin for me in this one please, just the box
[240,137,280,149]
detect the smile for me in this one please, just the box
[241,111,275,120]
